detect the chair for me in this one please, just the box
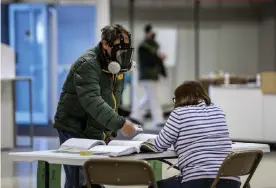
[83,159,158,188]
[211,150,263,188]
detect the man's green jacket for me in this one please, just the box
[54,44,125,141]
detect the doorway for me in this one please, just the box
[9,3,96,125]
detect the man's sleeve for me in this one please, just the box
[74,60,125,131]
[154,110,180,151]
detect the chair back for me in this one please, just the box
[83,158,158,188]
[211,150,263,188]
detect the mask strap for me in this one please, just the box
[104,50,111,61]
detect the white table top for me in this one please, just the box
[9,142,270,166]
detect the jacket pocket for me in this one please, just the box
[63,93,86,118]
[83,124,105,140]
[83,118,105,140]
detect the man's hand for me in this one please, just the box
[105,136,115,144]
[121,120,136,137]
[159,52,167,60]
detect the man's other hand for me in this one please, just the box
[105,136,115,144]
[121,120,136,137]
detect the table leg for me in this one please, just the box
[45,162,50,188]
[148,160,162,181]
[160,159,180,171]
[72,166,79,188]
[12,80,17,147]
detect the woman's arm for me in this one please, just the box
[154,110,180,151]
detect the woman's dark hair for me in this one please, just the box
[173,81,211,108]
[101,24,129,46]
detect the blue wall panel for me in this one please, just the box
[9,4,50,125]
[56,5,96,97]
[9,4,97,126]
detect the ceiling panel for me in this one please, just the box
[20,0,97,4]
[1,0,14,3]
[112,0,260,9]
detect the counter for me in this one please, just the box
[1,77,34,149]
[1,79,15,149]
[209,85,276,143]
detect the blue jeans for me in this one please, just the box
[150,176,241,188]
[57,130,104,188]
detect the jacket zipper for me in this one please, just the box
[103,73,117,141]
[112,74,117,111]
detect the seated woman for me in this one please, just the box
[151,81,241,188]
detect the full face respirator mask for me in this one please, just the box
[105,32,136,74]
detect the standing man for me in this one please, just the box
[54,24,137,188]
[129,24,167,127]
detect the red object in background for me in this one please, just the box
[232,142,236,144]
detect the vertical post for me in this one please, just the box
[28,79,34,148]
[129,0,134,34]
[274,0,276,70]
[194,0,200,80]
[12,80,17,147]
[44,162,50,188]
[49,7,58,124]
[110,0,113,24]
[129,0,135,109]
[96,0,111,41]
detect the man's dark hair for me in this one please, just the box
[173,81,211,108]
[144,24,152,34]
[101,24,129,46]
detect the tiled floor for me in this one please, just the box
[1,131,276,188]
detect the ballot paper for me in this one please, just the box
[133,124,143,132]
[56,133,159,157]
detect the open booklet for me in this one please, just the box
[55,134,160,157]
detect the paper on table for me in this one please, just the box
[58,138,105,151]
[89,145,136,157]
[132,134,158,142]
[133,124,143,132]
[109,140,144,148]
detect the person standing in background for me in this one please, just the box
[129,24,167,127]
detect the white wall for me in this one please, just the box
[258,12,276,72]
[112,5,261,106]
[200,22,259,77]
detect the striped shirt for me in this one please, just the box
[154,102,240,183]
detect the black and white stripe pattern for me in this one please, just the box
[154,102,240,183]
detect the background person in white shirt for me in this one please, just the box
[129,24,167,127]
[150,81,241,188]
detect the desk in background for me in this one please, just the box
[209,84,276,143]
[1,76,33,149]
[199,76,250,94]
